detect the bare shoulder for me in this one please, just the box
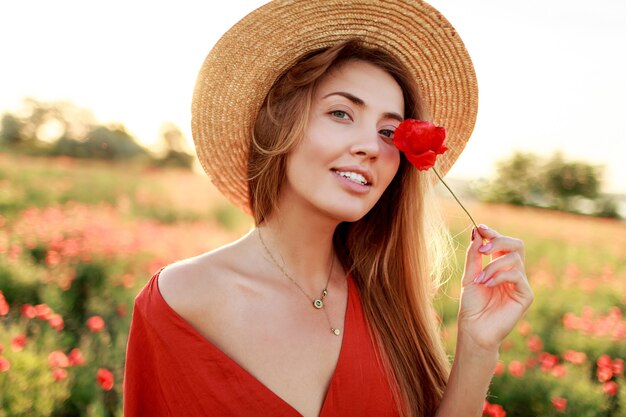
[157,247,232,319]
[156,232,260,323]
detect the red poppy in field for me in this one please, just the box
[68,348,85,366]
[0,357,10,372]
[47,313,65,331]
[527,335,543,352]
[597,366,613,383]
[52,368,68,382]
[551,397,567,412]
[540,352,559,371]
[563,350,586,365]
[87,315,106,333]
[20,304,36,319]
[48,351,70,368]
[517,320,532,337]
[0,291,9,316]
[482,401,506,417]
[97,368,114,391]
[613,358,624,376]
[508,360,526,378]
[10,335,27,352]
[603,381,619,396]
[34,304,52,320]
[493,361,505,376]
[551,364,567,378]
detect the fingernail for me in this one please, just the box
[471,228,476,241]
[474,272,485,284]
[479,242,493,253]
[479,224,489,230]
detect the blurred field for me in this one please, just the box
[0,153,624,417]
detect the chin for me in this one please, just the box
[322,201,376,224]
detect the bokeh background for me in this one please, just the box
[0,1,625,416]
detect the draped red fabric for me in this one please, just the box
[123,270,400,417]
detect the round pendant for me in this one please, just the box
[332,328,341,336]
[313,299,324,309]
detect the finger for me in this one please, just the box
[474,252,523,284]
[477,235,525,260]
[475,224,502,241]
[482,269,534,310]
[462,227,485,286]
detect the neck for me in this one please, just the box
[256,205,341,295]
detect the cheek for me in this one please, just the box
[381,147,401,186]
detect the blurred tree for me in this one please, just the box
[83,124,148,160]
[480,152,543,206]
[480,151,614,217]
[154,122,194,169]
[0,113,24,144]
[0,98,96,147]
[51,124,148,161]
[542,152,601,211]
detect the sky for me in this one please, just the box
[1,0,625,193]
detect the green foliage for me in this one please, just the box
[480,151,620,218]
[50,125,147,161]
[481,152,543,206]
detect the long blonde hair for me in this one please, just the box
[248,40,453,417]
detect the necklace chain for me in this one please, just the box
[257,229,341,336]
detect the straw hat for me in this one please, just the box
[192,0,478,213]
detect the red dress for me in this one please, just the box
[123,270,401,417]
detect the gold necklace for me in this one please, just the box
[257,229,341,336]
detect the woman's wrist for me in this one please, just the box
[455,326,501,362]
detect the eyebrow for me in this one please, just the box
[322,91,404,123]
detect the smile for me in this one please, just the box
[332,170,369,186]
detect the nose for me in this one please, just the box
[349,125,380,159]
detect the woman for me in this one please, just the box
[123,1,533,417]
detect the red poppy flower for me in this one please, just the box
[393,119,478,229]
[508,360,526,378]
[87,315,106,333]
[0,356,10,372]
[47,313,65,331]
[20,304,36,319]
[0,291,9,316]
[393,119,448,171]
[52,368,68,382]
[551,397,567,412]
[603,381,618,396]
[48,350,70,368]
[97,368,114,391]
[11,335,27,352]
[68,348,85,366]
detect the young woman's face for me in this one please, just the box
[281,60,403,222]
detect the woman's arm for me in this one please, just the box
[436,224,534,417]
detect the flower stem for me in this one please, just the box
[432,167,478,231]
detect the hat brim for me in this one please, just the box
[192,0,478,213]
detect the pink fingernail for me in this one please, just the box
[479,242,493,253]
[479,224,489,230]
[474,272,485,284]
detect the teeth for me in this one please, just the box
[335,170,367,185]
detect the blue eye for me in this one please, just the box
[330,110,350,120]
